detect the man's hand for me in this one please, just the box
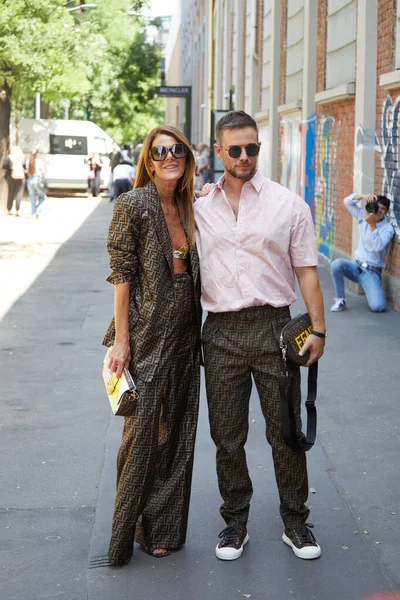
[299,334,325,367]
[364,211,379,230]
[195,182,216,198]
[356,193,375,202]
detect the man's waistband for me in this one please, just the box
[356,260,382,275]
[207,304,290,322]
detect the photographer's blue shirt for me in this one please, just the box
[344,194,395,269]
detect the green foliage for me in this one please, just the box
[0,0,165,146]
[0,0,103,104]
[82,18,165,143]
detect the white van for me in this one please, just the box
[14,118,114,191]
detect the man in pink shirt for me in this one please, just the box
[194,111,326,561]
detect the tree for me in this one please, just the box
[85,19,165,143]
[0,0,104,165]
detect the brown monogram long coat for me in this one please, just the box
[103,181,202,380]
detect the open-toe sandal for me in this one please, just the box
[145,547,171,558]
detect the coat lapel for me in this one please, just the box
[146,181,174,275]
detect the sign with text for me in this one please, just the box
[154,86,191,96]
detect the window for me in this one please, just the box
[326,0,356,89]
[286,0,304,103]
[93,137,108,156]
[49,135,88,156]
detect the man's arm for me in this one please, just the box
[344,193,365,221]
[294,266,326,366]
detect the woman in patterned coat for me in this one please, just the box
[103,126,201,566]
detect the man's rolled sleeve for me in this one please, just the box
[106,193,138,285]
[289,199,318,267]
[344,193,364,222]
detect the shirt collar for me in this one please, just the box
[216,169,264,193]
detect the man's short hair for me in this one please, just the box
[215,110,258,145]
[376,195,390,211]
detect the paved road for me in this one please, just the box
[1,197,399,600]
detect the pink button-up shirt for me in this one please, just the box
[194,170,318,312]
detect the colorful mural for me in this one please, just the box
[280,113,302,196]
[279,112,339,259]
[314,116,341,259]
[379,96,400,240]
[303,115,316,212]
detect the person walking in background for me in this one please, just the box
[104,125,201,566]
[108,141,122,202]
[26,148,46,218]
[197,142,211,188]
[194,110,326,562]
[87,151,103,197]
[112,156,136,198]
[330,193,394,313]
[3,146,26,216]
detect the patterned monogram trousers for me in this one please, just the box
[202,304,310,531]
[108,273,200,563]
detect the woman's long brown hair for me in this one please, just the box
[135,126,196,245]
[27,149,39,177]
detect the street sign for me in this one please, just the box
[153,86,192,142]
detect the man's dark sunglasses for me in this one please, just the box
[149,143,188,161]
[223,143,260,159]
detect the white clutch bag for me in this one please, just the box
[101,347,138,416]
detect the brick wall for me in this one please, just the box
[278,0,288,184]
[375,0,400,280]
[279,0,288,106]
[313,0,355,260]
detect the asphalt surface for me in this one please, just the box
[1,196,399,600]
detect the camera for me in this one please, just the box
[365,200,378,214]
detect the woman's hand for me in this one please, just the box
[107,340,131,378]
[195,182,216,198]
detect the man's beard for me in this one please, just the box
[225,163,257,181]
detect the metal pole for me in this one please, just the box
[186,87,192,143]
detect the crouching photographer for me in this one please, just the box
[330,193,394,312]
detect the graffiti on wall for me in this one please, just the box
[279,112,339,258]
[280,114,302,196]
[302,114,316,212]
[314,116,341,259]
[379,96,400,240]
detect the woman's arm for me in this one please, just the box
[107,282,131,378]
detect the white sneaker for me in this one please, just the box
[330,297,346,312]
[215,526,249,560]
[282,523,321,560]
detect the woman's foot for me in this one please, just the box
[145,547,171,558]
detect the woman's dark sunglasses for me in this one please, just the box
[149,143,188,161]
[223,143,260,159]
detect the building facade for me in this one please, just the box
[165,0,400,310]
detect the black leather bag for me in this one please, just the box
[279,313,318,452]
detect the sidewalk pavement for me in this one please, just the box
[0,197,399,600]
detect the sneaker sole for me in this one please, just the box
[282,532,321,560]
[215,533,249,561]
[330,307,346,312]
